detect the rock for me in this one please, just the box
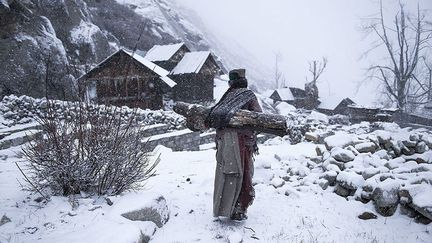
[402,139,417,148]
[355,142,377,153]
[360,190,372,202]
[305,132,319,142]
[374,149,390,160]
[139,222,158,243]
[0,214,11,226]
[336,171,365,191]
[324,134,354,150]
[358,211,377,220]
[409,133,421,142]
[372,179,400,217]
[324,157,345,170]
[415,142,428,154]
[322,151,331,161]
[105,197,113,206]
[399,184,432,221]
[390,140,402,156]
[318,179,329,190]
[315,146,327,156]
[400,204,417,218]
[376,131,392,146]
[121,196,169,228]
[422,135,432,149]
[415,215,432,225]
[401,146,416,156]
[334,184,352,197]
[384,157,405,170]
[331,147,355,162]
[325,165,341,175]
[271,177,285,188]
[362,167,381,180]
[346,145,360,156]
[403,152,432,164]
[320,171,338,186]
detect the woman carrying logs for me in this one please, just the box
[205,69,262,221]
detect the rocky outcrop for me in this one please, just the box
[0,0,207,100]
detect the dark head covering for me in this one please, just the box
[229,69,248,88]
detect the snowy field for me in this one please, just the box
[1,135,431,242]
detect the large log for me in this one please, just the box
[173,102,288,137]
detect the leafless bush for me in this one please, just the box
[20,101,159,197]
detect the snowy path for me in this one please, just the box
[148,144,431,243]
[0,143,431,242]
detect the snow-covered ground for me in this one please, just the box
[1,130,431,242]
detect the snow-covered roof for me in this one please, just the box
[78,49,177,88]
[124,50,177,88]
[144,43,185,62]
[318,96,354,110]
[170,51,211,75]
[274,88,295,101]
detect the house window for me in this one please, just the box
[86,81,97,102]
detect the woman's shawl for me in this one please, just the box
[206,88,256,128]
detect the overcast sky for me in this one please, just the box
[176,0,432,106]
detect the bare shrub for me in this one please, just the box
[21,101,159,197]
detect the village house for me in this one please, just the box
[316,97,355,115]
[144,42,190,71]
[79,49,176,110]
[169,51,220,103]
[347,105,398,123]
[269,87,309,108]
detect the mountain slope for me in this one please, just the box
[0,0,272,100]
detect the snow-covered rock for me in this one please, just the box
[275,102,296,115]
[270,177,285,188]
[399,183,432,221]
[372,179,400,216]
[355,142,377,153]
[331,147,355,162]
[0,214,11,226]
[324,133,355,150]
[116,195,170,228]
[335,171,365,197]
[305,132,319,142]
[308,111,329,123]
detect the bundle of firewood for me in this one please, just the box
[173,102,289,137]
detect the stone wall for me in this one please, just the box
[143,129,201,152]
[0,95,185,129]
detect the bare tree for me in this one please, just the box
[274,52,286,89]
[364,1,432,110]
[306,57,328,85]
[406,56,432,111]
[304,57,327,109]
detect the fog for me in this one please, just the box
[177,0,432,106]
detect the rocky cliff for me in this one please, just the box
[0,0,211,99]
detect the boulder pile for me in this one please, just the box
[318,129,432,223]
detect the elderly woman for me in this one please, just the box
[206,69,262,221]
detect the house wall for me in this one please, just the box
[170,56,218,103]
[347,106,397,123]
[172,73,214,103]
[83,51,164,110]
